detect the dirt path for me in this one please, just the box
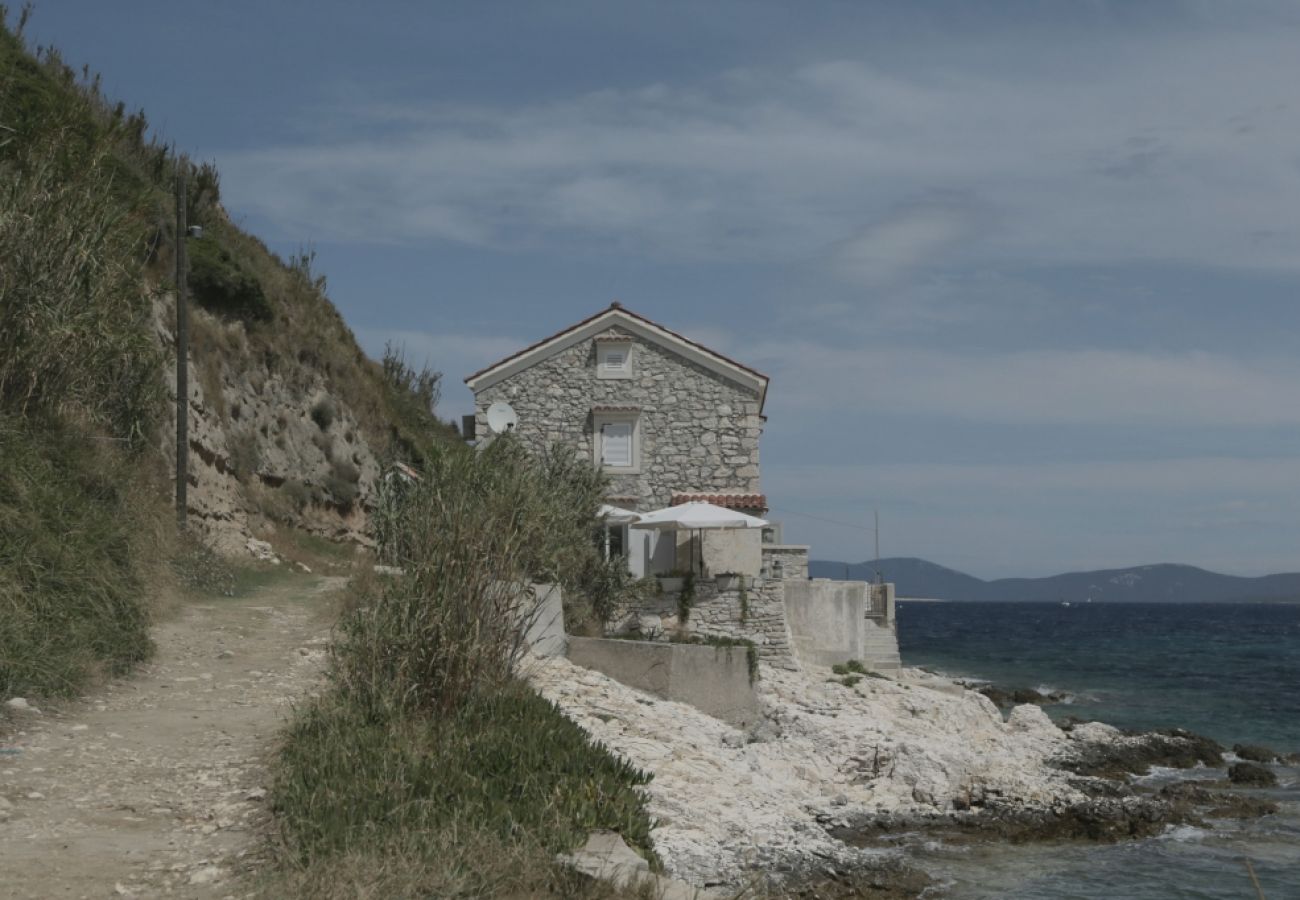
[0,575,342,899]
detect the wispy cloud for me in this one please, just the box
[754,343,1300,428]
[218,27,1300,288]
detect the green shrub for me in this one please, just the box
[186,235,272,322]
[281,478,314,513]
[227,430,261,482]
[309,398,336,431]
[273,684,654,864]
[0,421,156,697]
[677,570,697,624]
[268,434,660,894]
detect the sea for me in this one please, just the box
[894,600,1300,900]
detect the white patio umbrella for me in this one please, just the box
[630,501,768,574]
[597,504,641,560]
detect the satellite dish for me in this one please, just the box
[486,401,519,434]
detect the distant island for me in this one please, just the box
[809,557,1300,604]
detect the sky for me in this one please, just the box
[21,1,1300,577]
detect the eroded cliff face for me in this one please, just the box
[154,295,382,557]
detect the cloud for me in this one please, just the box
[753,342,1300,427]
[216,24,1300,284]
[833,198,981,286]
[764,456,1300,500]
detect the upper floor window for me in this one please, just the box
[596,339,635,379]
[593,409,640,472]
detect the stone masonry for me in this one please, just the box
[473,324,763,510]
[610,576,800,671]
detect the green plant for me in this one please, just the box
[281,478,314,514]
[186,235,271,322]
[737,575,749,624]
[831,659,868,676]
[677,570,696,624]
[267,434,660,894]
[310,398,337,431]
[0,420,157,697]
[227,429,261,482]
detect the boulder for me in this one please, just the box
[1227,762,1277,787]
[1232,743,1278,764]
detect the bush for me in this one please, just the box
[186,235,272,323]
[273,685,654,864]
[309,398,336,431]
[0,421,157,697]
[227,430,261,482]
[267,435,660,895]
[337,437,611,714]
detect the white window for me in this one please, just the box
[593,413,640,472]
[597,341,634,379]
[601,421,632,466]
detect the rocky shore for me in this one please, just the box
[524,657,1281,895]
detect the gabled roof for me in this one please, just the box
[464,303,770,410]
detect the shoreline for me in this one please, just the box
[526,655,1288,896]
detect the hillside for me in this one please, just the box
[0,10,454,698]
[2,13,456,552]
[809,557,1300,604]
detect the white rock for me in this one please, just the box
[526,656,1089,886]
[245,538,277,561]
[5,697,40,715]
[1070,720,1123,744]
[187,865,223,885]
[1006,703,1059,735]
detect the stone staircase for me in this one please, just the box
[862,618,901,672]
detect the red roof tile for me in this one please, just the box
[671,492,768,511]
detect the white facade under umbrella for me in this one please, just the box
[630,501,768,574]
[597,504,641,561]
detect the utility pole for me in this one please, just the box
[175,163,188,531]
[874,509,882,585]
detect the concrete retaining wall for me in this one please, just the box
[784,579,866,666]
[520,583,567,658]
[567,636,762,727]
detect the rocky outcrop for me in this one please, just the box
[528,657,1108,887]
[1054,721,1224,779]
[527,657,1280,890]
[155,297,382,556]
[1227,761,1278,787]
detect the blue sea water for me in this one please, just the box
[894,600,1300,900]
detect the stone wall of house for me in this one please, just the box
[608,576,799,671]
[474,327,763,508]
[761,544,809,581]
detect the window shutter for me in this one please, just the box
[605,350,626,369]
[602,423,632,466]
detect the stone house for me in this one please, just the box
[465,302,771,578]
[466,303,900,673]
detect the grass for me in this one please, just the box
[272,684,655,866]
[265,437,661,897]
[0,420,162,698]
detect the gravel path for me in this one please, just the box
[0,575,342,899]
